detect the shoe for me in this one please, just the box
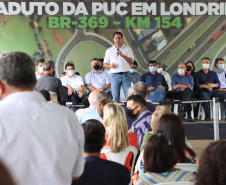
[205,116,211,121]
[187,117,194,122]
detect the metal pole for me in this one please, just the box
[213,97,219,141]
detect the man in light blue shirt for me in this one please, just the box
[85,58,111,94]
[214,58,226,93]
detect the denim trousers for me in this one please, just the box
[148,86,166,102]
[198,89,226,117]
[110,73,131,102]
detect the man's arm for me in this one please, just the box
[103,63,116,69]
[101,83,111,91]
[117,50,133,64]
[77,85,84,98]
[86,84,97,92]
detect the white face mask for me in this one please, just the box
[178,68,185,76]
[202,63,210,70]
[157,68,163,73]
[67,70,75,76]
[39,66,43,73]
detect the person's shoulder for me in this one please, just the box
[85,71,93,76]
[141,72,149,77]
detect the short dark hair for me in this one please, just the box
[214,58,224,68]
[144,134,178,173]
[148,60,157,65]
[82,119,106,153]
[36,58,45,66]
[98,58,104,64]
[127,95,146,108]
[62,72,66,75]
[196,140,226,185]
[65,63,74,70]
[91,58,99,63]
[130,60,138,66]
[39,90,51,101]
[155,114,196,162]
[43,60,55,71]
[0,51,36,89]
[113,32,123,38]
[202,57,210,61]
[133,82,148,99]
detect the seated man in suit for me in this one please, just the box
[195,57,226,120]
[140,60,168,102]
[72,119,130,185]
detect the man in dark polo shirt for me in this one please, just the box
[140,60,168,102]
[195,57,226,120]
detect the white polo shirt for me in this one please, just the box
[61,74,84,92]
[104,44,134,73]
[0,92,85,185]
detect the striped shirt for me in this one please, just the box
[130,109,152,149]
[141,169,195,185]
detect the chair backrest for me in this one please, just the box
[156,182,194,185]
[101,145,138,183]
[174,163,199,172]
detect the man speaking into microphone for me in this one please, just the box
[104,32,134,102]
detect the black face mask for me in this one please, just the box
[127,106,139,119]
[187,66,192,72]
[93,65,100,70]
[99,66,102,70]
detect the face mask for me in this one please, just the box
[127,106,139,119]
[93,65,100,70]
[202,63,210,70]
[67,70,75,76]
[149,66,156,73]
[130,68,136,73]
[219,64,225,70]
[99,66,102,70]
[178,69,185,76]
[157,68,163,73]
[186,66,192,72]
[39,66,43,73]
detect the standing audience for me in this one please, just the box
[0,51,84,185]
[35,58,44,79]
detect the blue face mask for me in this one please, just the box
[219,64,225,70]
[149,66,156,73]
[130,68,136,73]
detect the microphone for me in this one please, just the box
[117,45,119,57]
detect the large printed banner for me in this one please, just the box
[0,0,225,78]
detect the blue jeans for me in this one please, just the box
[198,89,226,117]
[110,73,131,102]
[148,86,166,102]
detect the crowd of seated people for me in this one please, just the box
[1,51,226,185]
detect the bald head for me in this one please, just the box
[88,91,98,105]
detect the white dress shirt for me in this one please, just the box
[35,71,42,79]
[104,44,134,73]
[61,74,84,92]
[0,92,84,185]
[162,71,172,91]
